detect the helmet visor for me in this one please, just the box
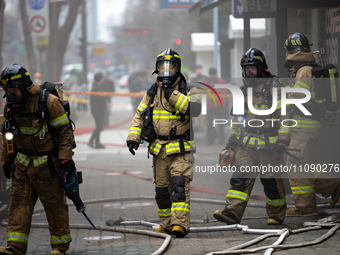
[5,87,24,105]
[157,61,179,78]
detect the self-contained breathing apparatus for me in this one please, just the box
[139,78,192,154]
[139,48,192,154]
[284,32,340,123]
[2,82,76,176]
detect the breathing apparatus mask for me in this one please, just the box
[4,85,25,105]
[242,65,259,87]
[157,61,180,89]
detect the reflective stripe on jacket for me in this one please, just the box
[127,77,201,156]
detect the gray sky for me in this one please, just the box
[97,0,127,42]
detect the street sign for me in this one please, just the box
[92,46,105,55]
[232,0,244,18]
[26,0,49,37]
[38,36,49,46]
[239,0,276,12]
[14,44,26,53]
[161,0,209,9]
[29,15,46,33]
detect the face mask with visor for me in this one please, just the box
[242,65,259,87]
[4,85,25,105]
[157,61,180,88]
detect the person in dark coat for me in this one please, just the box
[129,70,148,112]
[190,65,207,85]
[88,71,107,149]
[101,71,115,125]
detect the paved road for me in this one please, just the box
[1,99,340,255]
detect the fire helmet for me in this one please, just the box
[0,63,32,105]
[240,48,269,79]
[0,63,33,90]
[284,32,311,54]
[153,48,181,82]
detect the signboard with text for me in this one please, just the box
[232,0,244,18]
[239,0,276,12]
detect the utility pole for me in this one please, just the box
[81,0,88,85]
[213,0,218,72]
[0,0,5,70]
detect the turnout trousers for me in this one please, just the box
[287,129,339,214]
[224,146,286,222]
[153,146,194,232]
[6,161,71,255]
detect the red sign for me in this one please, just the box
[29,15,46,33]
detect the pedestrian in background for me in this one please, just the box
[129,70,148,112]
[72,75,88,112]
[190,65,207,85]
[88,71,107,149]
[102,71,115,126]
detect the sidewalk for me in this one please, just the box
[1,104,340,255]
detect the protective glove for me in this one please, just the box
[60,159,75,172]
[127,141,139,155]
[275,142,287,154]
[163,88,174,101]
[3,161,14,179]
[225,140,238,151]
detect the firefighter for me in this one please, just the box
[126,49,201,237]
[213,48,291,225]
[284,32,340,215]
[0,64,74,255]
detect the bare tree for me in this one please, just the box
[19,0,82,81]
[19,0,37,75]
[0,0,5,70]
[47,0,82,82]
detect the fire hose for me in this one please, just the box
[1,196,340,255]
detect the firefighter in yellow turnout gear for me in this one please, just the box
[284,33,340,215]
[213,48,291,225]
[126,49,201,238]
[0,64,74,255]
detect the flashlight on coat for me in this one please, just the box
[5,132,14,154]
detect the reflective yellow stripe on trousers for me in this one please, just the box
[291,185,315,194]
[157,208,172,217]
[266,196,286,207]
[7,232,28,243]
[171,202,190,212]
[50,233,72,244]
[226,189,249,202]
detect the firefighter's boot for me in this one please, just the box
[0,247,15,255]
[287,208,317,216]
[50,249,66,255]
[330,183,340,207]
[267,218,283,225]
[213,210,240,225]
[154,227,171,234]
[287,208,303,215]
[172,225,187,238]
